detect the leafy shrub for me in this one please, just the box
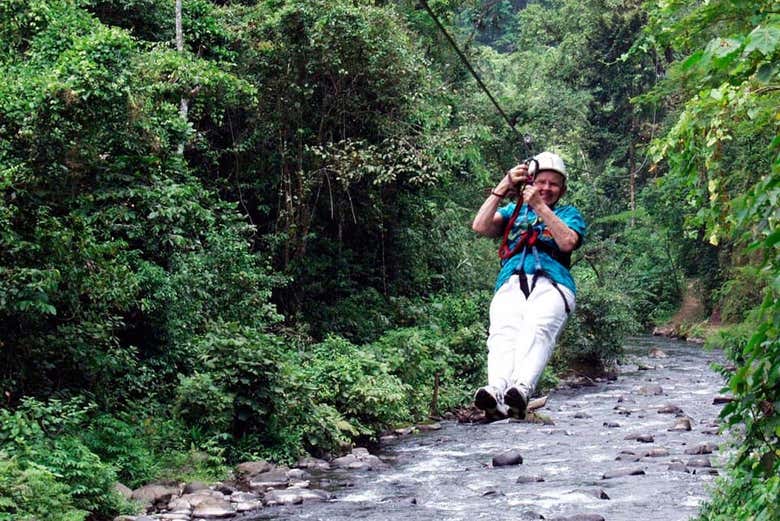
[302,335,410,436]
[0,398,132,519]
[557,278,640,369]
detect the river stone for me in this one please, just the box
[603,421,620,428]
[574,412,591,419]
[191,496,235,518]
[648,347,668,358]
[670,417,692,431]
[645,447,670,457]
[519,511,545,520]
[235,460,274,480]
[575,487,610,499]
[131,484,179,507]
[638,384,664,395]
[686,456,712,468]
[296,456,330,470]
[481,487,505,497]
[516,475,545,483]
[115,482,133,499]
[418,422,442,431]
[550,515,606,521]
[602,468,645,479]
[492,450,524,467]
[685,442,719,455]
[693,468,719,476]
[657,404,683,414]
[182,481,210,494]
[248,468,291,490]
[264,488,331,506]
[713,395,734,404]
[159,515,189,520]
[624,433,654,443]
[668,462,691,473]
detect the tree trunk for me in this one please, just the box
[176,0,188,155]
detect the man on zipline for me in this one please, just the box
[471,151,586,419]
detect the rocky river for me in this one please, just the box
[122,335,732,521]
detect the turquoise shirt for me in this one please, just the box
[494,203,586,294]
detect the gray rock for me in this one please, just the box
[264,488,331,506]
[248,468,291,491]
[670,418,693,431]
[713,395,734,404]
[657,404,683,414]
[235,460,274,479]
[638,384,664,395]
[551,515,606,521]
[481,487,505,497]
[645,447,670,457]
[624,433,654,443]
[191,496,236,518]
[648,348,668,358]
[686,456,712,468]
[516,475,545,483]
[575,487,610,500]
[603,421,620,428]
[131,484,179,507]
[668,462,691,473]
[492,450,524,467]
[685,443,718,455]
[418,422,442,431]
[602,468,645,479]
[115,482,133,500]
[183,481,210,494]
[296,456,331,470]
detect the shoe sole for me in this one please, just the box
[474,388,498,411]
[505,388,528,419]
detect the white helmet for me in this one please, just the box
[531,151,567,178]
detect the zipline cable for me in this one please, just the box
[418,0,532,158]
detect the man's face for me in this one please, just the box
[533,170,566,206]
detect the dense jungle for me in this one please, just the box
[0,0,777,519]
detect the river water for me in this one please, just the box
[248,336,730,521]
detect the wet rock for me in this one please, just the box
[394,426,415,436]
[214,483,235,495]
[550,515,606,521]
[190,496,235,518]
[668,462,691,473]
[235,460,274,480]
[624,433,654,443]
[131,484,179,509]
[296,456,330,471]
[603,421,620,428]
[574,412,592,419]
[575,487,610,500]
[645,447,670,457]
[516,475,545,483]
[481,487,505,497]
[248,468,290,490]
[670,418,693,431]
[686,456,712,468]
[648,347,668,358]
[615,451,642,462]
[713,395,734,404]
[183,481,210,494]
[492,449,524,467]
[418,422,442,432]
[693,468,719,476]
[657,404,683,414]
[638,384,664,395]
[519,511,545,520]
[264,488,331,506]
[602,468,646,479]
[332,448,386,471]
[685,442,719,455]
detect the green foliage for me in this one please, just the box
[302,335,410,436]
[0,398,132,519]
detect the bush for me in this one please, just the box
[557,278,641,370]
[0,398,132,519]
[302,335,410,436]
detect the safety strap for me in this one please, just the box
[513,244,571,315]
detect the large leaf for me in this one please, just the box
[743,25,780,57]
[704,37,742,60]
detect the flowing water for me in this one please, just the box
[245,336,730,521]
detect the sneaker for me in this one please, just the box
[504,386,528,419]
[474,386,508,419]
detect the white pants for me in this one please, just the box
[487,274,575,394]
